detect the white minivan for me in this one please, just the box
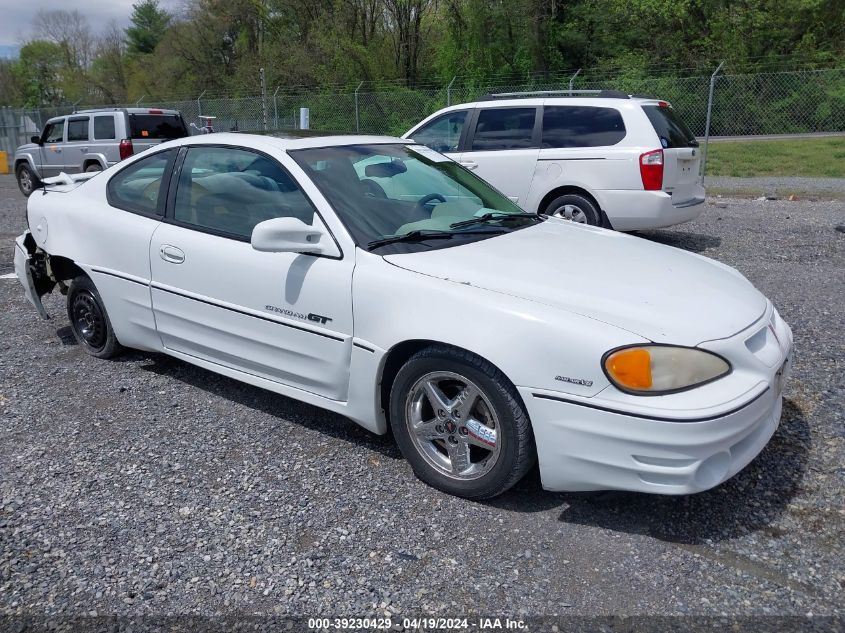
[403,91,705,230]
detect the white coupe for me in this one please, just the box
[14,133,792,499]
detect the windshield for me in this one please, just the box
[643,104,698,148]
[290,144,536,253]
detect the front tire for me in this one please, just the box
[389,346,535,499]
[543,193,601,226]
[16,164,39,197]
[66,276,123,359]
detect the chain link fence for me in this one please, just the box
[3,67,844,171]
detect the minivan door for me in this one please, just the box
[642,103,703,204]
[458,106,540,204]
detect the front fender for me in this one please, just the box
[353,251,646,400]
[14,152,40,176]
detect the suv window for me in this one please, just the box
[67,117,89,142]
[129,114,187,140]
[643,105,698,148]
[411,111,468,153]
[470,108,536,151]
[42,121,64,144]
[94,115,116,140]
[541,106,626,148]
[173,146,316,239]
[107,150,174,215]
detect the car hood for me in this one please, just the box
[383,219,767,345]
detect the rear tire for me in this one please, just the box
[16,163,39,197]
[389,345,536,499]
[543,193,601,226]
[66,276,123,359]
[84,163,103,173]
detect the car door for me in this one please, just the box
[64,115,91,173]
[149,144,354,401]
[38,119,66,177]
[406,109,471,160]
[458,106,541,204]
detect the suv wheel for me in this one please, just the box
[16,163,39,197]
[84,163,102,173]
[543,193,601,226]
[389,345,535,499]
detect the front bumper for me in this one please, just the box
[521,309,793,494]
[14,231,51,319]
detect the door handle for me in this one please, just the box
[460,161,478,170]
[159,245,185,264]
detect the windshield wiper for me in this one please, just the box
[450,212,541,229]
[367,230,456,250]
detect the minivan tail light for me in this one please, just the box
[119,138,134,160]
[640,149,663,191]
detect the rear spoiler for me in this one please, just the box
[40,171,98,193]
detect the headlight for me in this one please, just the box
[602,345,731,395]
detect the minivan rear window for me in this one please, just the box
[128,114,187,140]
[541,106,626,148]
[643,105,698,148]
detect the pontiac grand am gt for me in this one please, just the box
[14,133,792,499]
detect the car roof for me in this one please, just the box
[433,95,665,111]
[154,132,409,153]
[73,107,183,115]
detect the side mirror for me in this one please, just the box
[251,217,326,254]
[31,135,42,145]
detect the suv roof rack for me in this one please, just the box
[477,89,630,101]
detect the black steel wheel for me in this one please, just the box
[66,276,122,358]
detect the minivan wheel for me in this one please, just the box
[543,193,601,226]
[389,345,535,500]
[66,276,123,359]
[16,164,39,197]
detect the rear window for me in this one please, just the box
[128,114,187,140]
[643,105,698,148]
[541,106,626,148]
[67,118,89,142]
[94,115,116,140]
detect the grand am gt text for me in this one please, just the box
[14,133,792,499]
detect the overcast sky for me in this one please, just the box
[0,0,185,51]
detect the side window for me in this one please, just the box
[470,107,537,151]
[67,117,90,142]
[107,150,174,215]
[541,106,626,148]
[173,146,316,239]
[410,111,468,153]
[42,121,64,144]
[94,116,116,140]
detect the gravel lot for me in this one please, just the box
[1,174,843,622]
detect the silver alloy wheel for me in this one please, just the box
[405,371,501,480]
[19,168,33,195]
[551,203,588,223]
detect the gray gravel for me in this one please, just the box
[705,175,845,196]
[1,175,844,619]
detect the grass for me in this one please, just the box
[704,137,845,178]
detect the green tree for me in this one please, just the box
[14,40,65,106]
[126,0,172,55]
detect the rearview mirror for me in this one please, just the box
[31,135,42,144]
[251,217,326,254]
[364,159,407,178]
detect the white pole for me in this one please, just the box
[701,61,724,186]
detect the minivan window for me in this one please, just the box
[541,106,626,148]
[42,121,64,144]
[470,108,536,151]
[94,115,116,140]
[128,114,187,140]
[67,117,89,142]
[107,150,174,215]
[643,105,698,148]
[411,111,468,153]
